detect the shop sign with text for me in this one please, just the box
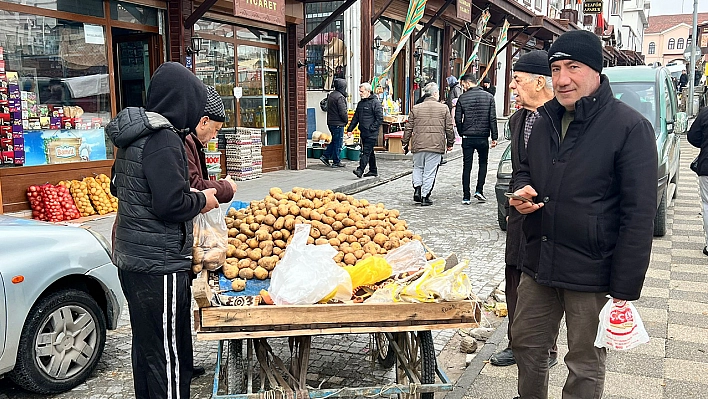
[234,0,285,26]
[583,0,603,14]
[457,0,471,22]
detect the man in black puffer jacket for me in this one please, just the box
[348,82,383,178]
[509,31,656,399]
[321,78,349,167]
[107,62,219,399]
[455,74,498,203]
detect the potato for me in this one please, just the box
[272,230,283,240]
[306,236,315,245]
[231,278,246,292]
[280,229,291,240]
[334,252,344,262]
[260,241,274,256]
[254,266,269,280]
[334,213,347,222]
[238,258,251,269]
[255,214,265,224]
[310,227,321,239]
[239,223,253,237]
[247,238,259,249]
[341,226,357,235]
[269,187,283,197]
[192,263,203,274]
[228,228,238,237]
[263,214,277,226]
[248,248,262,261]
[274,239,287,249]
[354,249,365,259]
[203,248,226,271]
[373,233,388,246]
[344,253,357,265]
[332,221,344,231]
[235,248,248,259]
[227,208,238,217]
[315,237,329,245]
[322,216,336,225]
[326,230,338,239]
[245,215,256,225]
[255,229,270,241]
[192,247,205,264]
[236,233,248,243]
[226,244,237,258]
[223,262,240,279]
[278,204,289,216]
[300,208,311,219]
[284,218,296,230]
[328,238,341,247]
[239,267,255,279]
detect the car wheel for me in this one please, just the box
[9,289,106,394]
[498,207,508,231]
[654,188,667,237]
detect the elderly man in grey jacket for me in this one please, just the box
[402,82,454,206]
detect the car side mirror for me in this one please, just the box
[503,121,511,140]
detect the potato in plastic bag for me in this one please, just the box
[193,207,228,271]
[384,240,427,274]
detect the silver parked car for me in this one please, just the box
[0,215,123,394]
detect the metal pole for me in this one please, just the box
[688,0,698,116]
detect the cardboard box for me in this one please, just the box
[61,117,74,129]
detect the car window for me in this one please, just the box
[610,82,656,129]
[664,75,675,122]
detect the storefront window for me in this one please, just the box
[374,18,403,43]
[451,35,467,78]
[235,27,278,45]
[195,20,234,37]
[2,0,104,17]
[417,28,440,89]
[237,45,281,145]
[373,18,404,102]
[0,10,111,167]
[304,2,345,90]
[110,0,158,26]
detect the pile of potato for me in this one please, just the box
[215,187,429,284]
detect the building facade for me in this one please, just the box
[644,13,708,66]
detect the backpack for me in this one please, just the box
[320,92,330,112]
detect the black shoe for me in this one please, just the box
[192,365,206,380]
[331,162,345,168]
[363,172,378,177]
[319,156,330,166]
[353,169,363,178]
[413,186,422,202]
[490,348,516,367]
[703,246,708,256]
[548,356,558,368]
[474,192,487,202]
[421,196,433,206]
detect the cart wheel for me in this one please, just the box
[374,333,396,368]
[394,331,436,399]
[225,339,246,394]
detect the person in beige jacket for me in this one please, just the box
[403,82,455,206]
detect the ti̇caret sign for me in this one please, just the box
[456,0,471,22]
[583,0,603,14]
[234,0,285,27]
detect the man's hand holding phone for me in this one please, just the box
[509,185,543,214]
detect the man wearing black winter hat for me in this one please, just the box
[509,30,657,398]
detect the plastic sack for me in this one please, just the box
[384,240,427,275]
[398,259,472,303]
[193,207,228,271]
[343,256,393,288]
[594,297,650,350]
[268,224,352,305]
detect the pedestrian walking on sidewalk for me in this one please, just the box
[321,78,349,168]
[489,50,558,369]
[348,82,383,178]
[107,62,219,399]
[687,106,708,256]
[455,73,498,204]
[186,85,237,203]
[509,31,657,399]
[402,82,454,206]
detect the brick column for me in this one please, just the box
[287,22,307,170]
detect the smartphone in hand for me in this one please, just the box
[504,192,533,203]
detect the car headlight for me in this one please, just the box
[87,228,113,259]
[498,160,513,175]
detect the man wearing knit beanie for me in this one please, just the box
[509,31,657,399]
[185,84,236,205]
[490,50,558,369]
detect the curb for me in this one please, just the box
[444,318,509,399]
[335,151,464,195]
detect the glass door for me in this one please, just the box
[237,45,281,146]
[112,32,161,110]
[195,40,236,148]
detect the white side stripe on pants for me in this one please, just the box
[163,274,172,399]
[171,273,180,399]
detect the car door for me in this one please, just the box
[662,70,681,185]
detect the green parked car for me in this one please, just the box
[495,65,687,236]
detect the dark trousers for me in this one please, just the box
[511,274,608,399]
[323,125,344,164]
[358,132,377,174]
[119,269,193,399]
[461,137,489,199]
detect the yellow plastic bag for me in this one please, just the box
[320,256,392,303]
[398,259,472,303]
[343,256,393,288]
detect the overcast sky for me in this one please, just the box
[650,0,708,16]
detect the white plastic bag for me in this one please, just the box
[594,297,649,350]
[192,207,228,271]
[384,240,427,275]
[268,224,352,305]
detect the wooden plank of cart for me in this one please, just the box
[193,271,482,399]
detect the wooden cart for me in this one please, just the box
[194,273,481,399]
